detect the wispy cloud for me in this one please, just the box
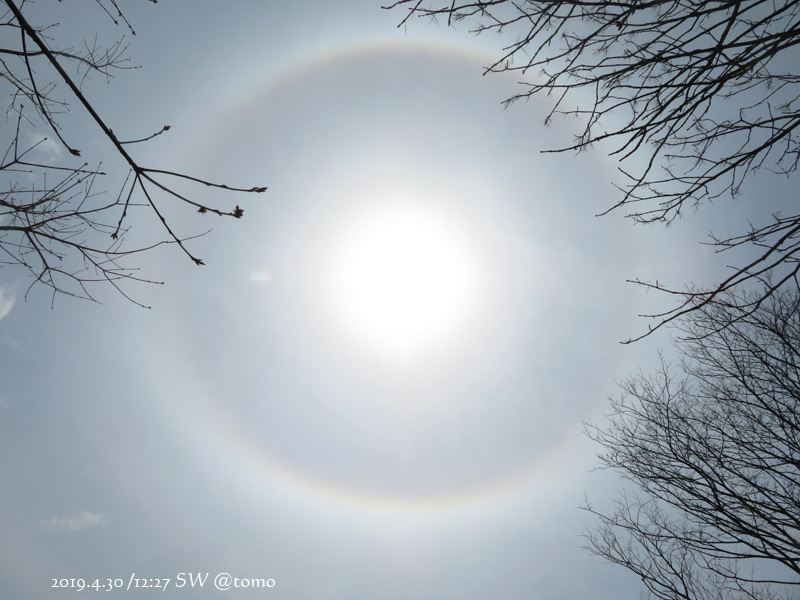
[0,287,13,321]
[37,510,107,534]
[26,132,64,162]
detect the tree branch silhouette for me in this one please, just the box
[386,0,800,341]
[0,0,266,306]
[583,283,800,600]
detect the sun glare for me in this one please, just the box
[334,206,476,353]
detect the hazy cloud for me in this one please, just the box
[26,132,64,162]
[37,510,107,534]
[0,288,13,321]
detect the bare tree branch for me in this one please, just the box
[0,0,266,305]
[385,0,800,341]
[583,283,800,600]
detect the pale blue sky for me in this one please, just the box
[1,2,791,599]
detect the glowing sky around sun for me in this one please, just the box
[333,203,477,353]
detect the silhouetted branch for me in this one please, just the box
[583,284,800,599]
[385,0,800,341]
[0,0,266,304]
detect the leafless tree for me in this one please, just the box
[385,0,800,341]
[583,282,800,600]
[0,0,266,307]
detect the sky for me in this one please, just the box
[1,2,795,599]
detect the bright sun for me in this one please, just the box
[333,206,476,353]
